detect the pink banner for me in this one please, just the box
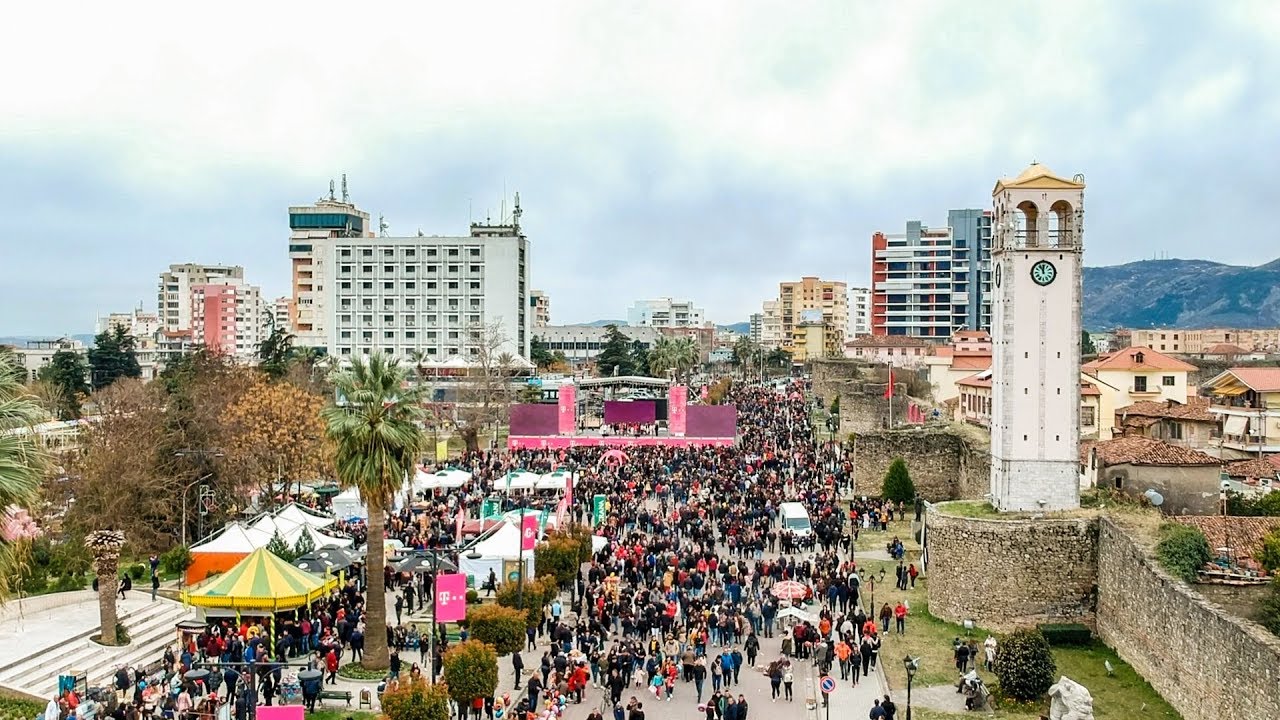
[668,385,688,437]
[521,514,538,551]
[434,573,468,622]
[558,384,577,435]
[257,707,304,720]
[508,435,735,449]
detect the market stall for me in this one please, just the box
[181,547,340,613]
[457,521,535,589]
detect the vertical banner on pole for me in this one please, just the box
[520,514,538,551]
[435,439,449,462]
[558,384,577,435]
[592,494,607,527]
[434,573,468,622]
[669,385,688,437]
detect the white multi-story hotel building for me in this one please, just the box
[157,263,245,332]
[627,298,705,328]
[759,300,783,350]
[289,188,531,362]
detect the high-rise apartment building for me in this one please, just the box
[96,308,163,379]
[531,290,551,328]
[778,277,847,355]
[290,188,531,361]
[849,287,871,337]
[273,297,294,334]
[760,300,783,350]
[190,281,273,361]
[748,313,763,345]
[870,209,992,338]
[157,263,245,332]
[288,186,372,348]
[626,298,705,328]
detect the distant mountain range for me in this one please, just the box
[571,320,751,334]
[0,333,96,348]
[1083,258,1280,330]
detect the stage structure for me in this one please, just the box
[508,381,737,449]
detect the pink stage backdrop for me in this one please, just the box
[509,435,735,449]
[558,384,577,435]
[434,573,468,622]
[509,404,558,436]
[669,386,688,436]
[686,405,738,438]
[604,400,656,424]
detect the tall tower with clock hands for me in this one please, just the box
[989,163,1086,511]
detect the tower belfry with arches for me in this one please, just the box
[989,163,1086,511]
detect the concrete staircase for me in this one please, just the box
[0,591,195,699]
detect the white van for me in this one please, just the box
[779,502,813,537]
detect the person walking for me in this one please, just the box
[893,602,907,635]
[512,650,524,690]
[150,573,160,601]
[768,662,782,702]
[783,664,794,702]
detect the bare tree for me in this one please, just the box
[428,322,524,452]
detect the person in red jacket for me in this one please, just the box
[893,602,908,635]
[324,648,339,684]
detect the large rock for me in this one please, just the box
[1048,676,1094,720]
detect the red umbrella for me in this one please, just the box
[771,580,808,600]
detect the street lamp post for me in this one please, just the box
[427,550,441,682]
[903,656,919,720]
[179,473,214,548]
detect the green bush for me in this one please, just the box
[1038,623,1092,647]
[158,545,192,576]
[1259,579,1280,637]
[464,603,526,655]
[338,663,387,681]
[993,629,1056,702]
[380,676,451,720]
[1258,528,1280,575]
[465,589,479,604]
[125,563,146,581]
[881,458,916,503]
[496,575,556,627]
[53,573,87,592]
[441,641,498,707]
[1155,523,1211,583]
[0,693,45,720]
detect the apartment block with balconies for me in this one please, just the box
[1202,367,1280,454]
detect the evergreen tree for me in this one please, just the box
[257,325,295,380]
[87,327,142,390]
[292,528,317,558]
[1081,330,1097,356]
[595,325,635,377]
[38,350,90,420]
[881,458,916,503]
[266,530,295,562]
[530,336,554,369]
[630,340,651,378]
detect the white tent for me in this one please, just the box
[190,523,272,553]
[535,471,575,491]
[433,468,472,488]
[497,471,540,492]
[284,522,353,549]
[250,514,300,537]
[458,521,535,589]
[276,502,334,529]
[591,535,609,553]
[331,488,367,519]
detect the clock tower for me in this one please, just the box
[989,164,1085,511]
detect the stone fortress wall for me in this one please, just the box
[926,505,1280,720]
[925,508,1097,630]
[853,430,990,501]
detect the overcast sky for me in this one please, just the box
[2,1,1277,335]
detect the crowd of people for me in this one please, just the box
[51,376,926,720]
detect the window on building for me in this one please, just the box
[361,282,372,289]
[383,282,394,289]
[384,315,393,322]
[1167,421,1184,440]
[448,282,459,290]
[340,265,351,274]
[406,265,417,273]
[469,265,481,273]
[340,249,351,257]
[383,249,393,257]
[469,248,480,256]
[1081,406,1096,427]
[361,249,372,257]
[340,282,351,290]
[384,331,394,339]
[1134,376,1148,392]
[427,282,437,290]
[427,248,438,256]
[406,282,416,290]
[405,249,415,257]
[448,249,459,256]
[1162,375,1175,386]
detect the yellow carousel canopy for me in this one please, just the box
[181,547,339,611]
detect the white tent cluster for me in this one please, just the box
[492,470,576,493]
[193,502,352,554]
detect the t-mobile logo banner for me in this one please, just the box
[434,573,467,622]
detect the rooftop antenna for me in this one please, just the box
[341,174,349,203]
[417,228,424,237]
[513,191,522,231]
[379,214,389,237]
[329,179,336,202]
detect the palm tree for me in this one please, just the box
[0,352,47,600]
[322,354,426,670]
[85,529,126,643]
[651,336,699,384]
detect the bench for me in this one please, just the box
[319,690,353,706]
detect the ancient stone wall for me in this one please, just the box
[852,429,989,501]
[924,507,1098,630]
[1096,518,1280,720]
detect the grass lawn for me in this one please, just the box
[851,526,1181,719]
[0,691,43,720]
[306,711,378,720]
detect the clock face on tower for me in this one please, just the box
[1031,260,1057,286]
[994,264,1002,288]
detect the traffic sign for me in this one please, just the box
[819,676,836,694]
